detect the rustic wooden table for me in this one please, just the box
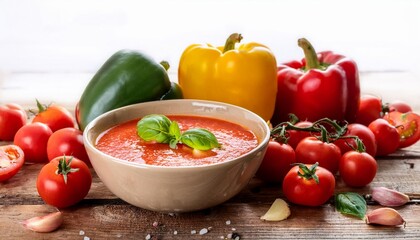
[1,72,419,239]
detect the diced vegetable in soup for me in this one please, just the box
[95,115,259,166]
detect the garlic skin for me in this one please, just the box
[371,187,410,207]
[260,198,291,221]
[365,207,406,227]
[22,211,63,233]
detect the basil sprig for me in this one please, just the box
[136,114,220,151]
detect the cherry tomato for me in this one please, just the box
[0,103,27,141]
[0,145,25,182]
[383,111,420,149]
[368,118,400,156]
[36,156,92,208]
[334,123,377,157]
[282,163,335,207]
[13,122,53,163]
[387,100,413,113]
[47,127,90,165]
[295,136,341,174]
[32,101,75,132]
[355,95,382,126]
[255,141,295,183]
[339,151,377,187]
[287,121,313,149]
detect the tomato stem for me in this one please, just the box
[270,114,348,144]
[36,99,47,113]
[297,162,320,184]
[223,33,243,53]
[56,156,79,184]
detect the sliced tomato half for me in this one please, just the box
[383,111,420,149]
[0,145,25,182]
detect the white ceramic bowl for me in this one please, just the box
[83,99,270,212]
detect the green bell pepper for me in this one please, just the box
[76,50,183,131]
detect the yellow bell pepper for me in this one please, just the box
[178,33,278,121]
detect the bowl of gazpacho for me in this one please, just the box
[83,99,270,212]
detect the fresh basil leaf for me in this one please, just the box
[137,114,172,143]
[335,192,367,219]
[169,121,181,139]
[180,128,220,151]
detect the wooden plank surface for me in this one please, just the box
[1,72,420,239]
[1,145,419,239]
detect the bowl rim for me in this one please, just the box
[83,99,271,171]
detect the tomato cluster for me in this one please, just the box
[0,100,92,208]
[257,98,420,207]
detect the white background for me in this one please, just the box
[1,0,420,77]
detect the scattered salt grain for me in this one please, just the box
[231,228,236,231]
[191,230,197,234]
[152,221,158,227]
[145,234,151,240]
[227,233,233,238]
[83,237,90,240]
[199,228,208,235]
[173,230,178,235]
[79,230,85,235]
[226,220,231,225]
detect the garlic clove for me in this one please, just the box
[365,207,406,227]
[260,198,291,221]
[371,187,410,207]
[22,211,63,233]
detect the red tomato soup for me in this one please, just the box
[95,115,259,166]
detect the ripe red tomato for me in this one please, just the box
[287,121,313,149]
[0,145,25,182]
[355,95,382,126]
[0,103,27,141]
[255,141,295,183]
[368,118,400,156]
[47,127,90,165]
[32,102,75,132]
[295,137,341,174]
[334,123,377,157]
[387,101,412,113]
[282,163,335,206]
[339,151,377,187]
[383,111,420,149]
[13,122,53,163]
[36,156,92,208]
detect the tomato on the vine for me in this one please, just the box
[47,127,90,165]
[13,122,53,163]
[282,163,335,207]
[339,151,377,187]
[36,156,92,208]
[355,95,382,126]
[255,141,295,183]
[0,145,25,182]
[386,100,413,113]
[287,121,313,149]
[334,123,377,157]
[368,118,400,156]
[295,136,341,174]
[32,100,75,132]
[383,111,420,149]
[0,103,27,141]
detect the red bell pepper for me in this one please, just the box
[271,38,360,125]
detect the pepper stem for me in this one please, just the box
[223,33,243,53]
[160,61,170,71]
[298,38,321,70]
